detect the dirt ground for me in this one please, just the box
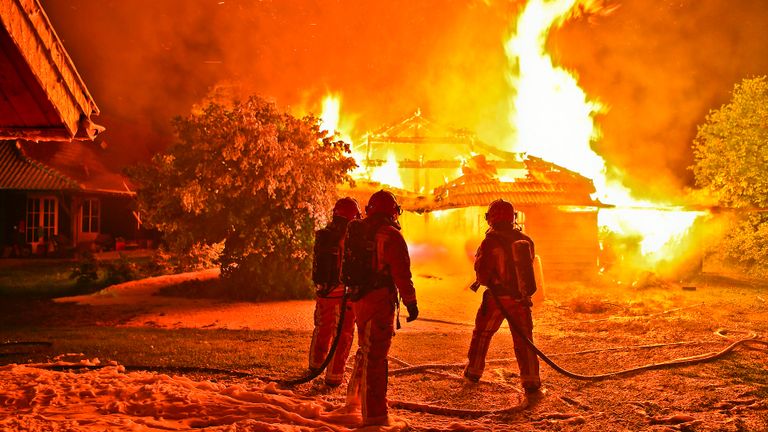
[2,264,768,431]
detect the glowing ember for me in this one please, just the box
[504,0,703,259]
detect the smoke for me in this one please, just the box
[552,0,768,198]
[42,0,768,197]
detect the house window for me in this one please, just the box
[26,197,58,243]
[82,199,100,233]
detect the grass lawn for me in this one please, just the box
[1,265,767,431]
[0,252,154,297]
[0,326,307,377]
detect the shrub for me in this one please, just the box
[127,96,355,299]
[69,251,100,287]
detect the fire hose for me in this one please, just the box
[386,228,768,419]
[277,287,350,386]
[385,291,767,418]
[7,314,766,420]
[486,288,764,381]
[479,238,768,381]
[3,291,351,387]
[5,285,765,419]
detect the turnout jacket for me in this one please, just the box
[474,224,535,299]
[369,216,417,305]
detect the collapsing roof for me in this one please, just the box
[0,0,103,141]
[343,111,603,211]
[364,109,524,172]
[433,156,602,209]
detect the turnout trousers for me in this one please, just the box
[346,287,395,425]
[308,293,356,386]
[465,290,541,391]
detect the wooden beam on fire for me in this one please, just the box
[367,136,475,145]
[360,159,525,169]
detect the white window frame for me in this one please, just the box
[81,198,100,234]
[26,196,58,243]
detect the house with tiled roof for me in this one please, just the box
[0,141,140,255]
[0,0,140,256]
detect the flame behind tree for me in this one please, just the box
[319,94,369,179]
[128,96,356,299]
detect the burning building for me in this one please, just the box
[320,0,708,282]
[340,110,604,276]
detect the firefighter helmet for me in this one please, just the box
[333,197,362,220]
[485,199,516,225]
[365,190,402,218]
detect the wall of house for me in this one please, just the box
[57,195,72,245]
[400,166,463,195]
[65,194,140,251]
[100,196,140,244]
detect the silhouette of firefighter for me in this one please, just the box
[308,197,361,387]
[341,190,418,426]
[464,199,541,395]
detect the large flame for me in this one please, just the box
[319,94,368,178]
[504,0,605,180]
[319,94,341,137]
[504,0,703,262]
[370,151,404,189]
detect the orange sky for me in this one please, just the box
[41,0,768,197]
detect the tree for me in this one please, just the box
[692,76,768,275]
[128,96,356,299]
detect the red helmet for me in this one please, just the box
[485,199,516,225]
[365,190,402,218]
[333,197,361,220]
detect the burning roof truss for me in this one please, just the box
[346,110,601,212]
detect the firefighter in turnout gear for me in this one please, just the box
[308,197,361,387]
[464,199,542,394]
[342,190,418,426]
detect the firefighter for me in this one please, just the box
[308,197,361,387]
[464,199,542,396]
[342,190,418,426]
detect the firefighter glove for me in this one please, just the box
[405,302,419,322]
